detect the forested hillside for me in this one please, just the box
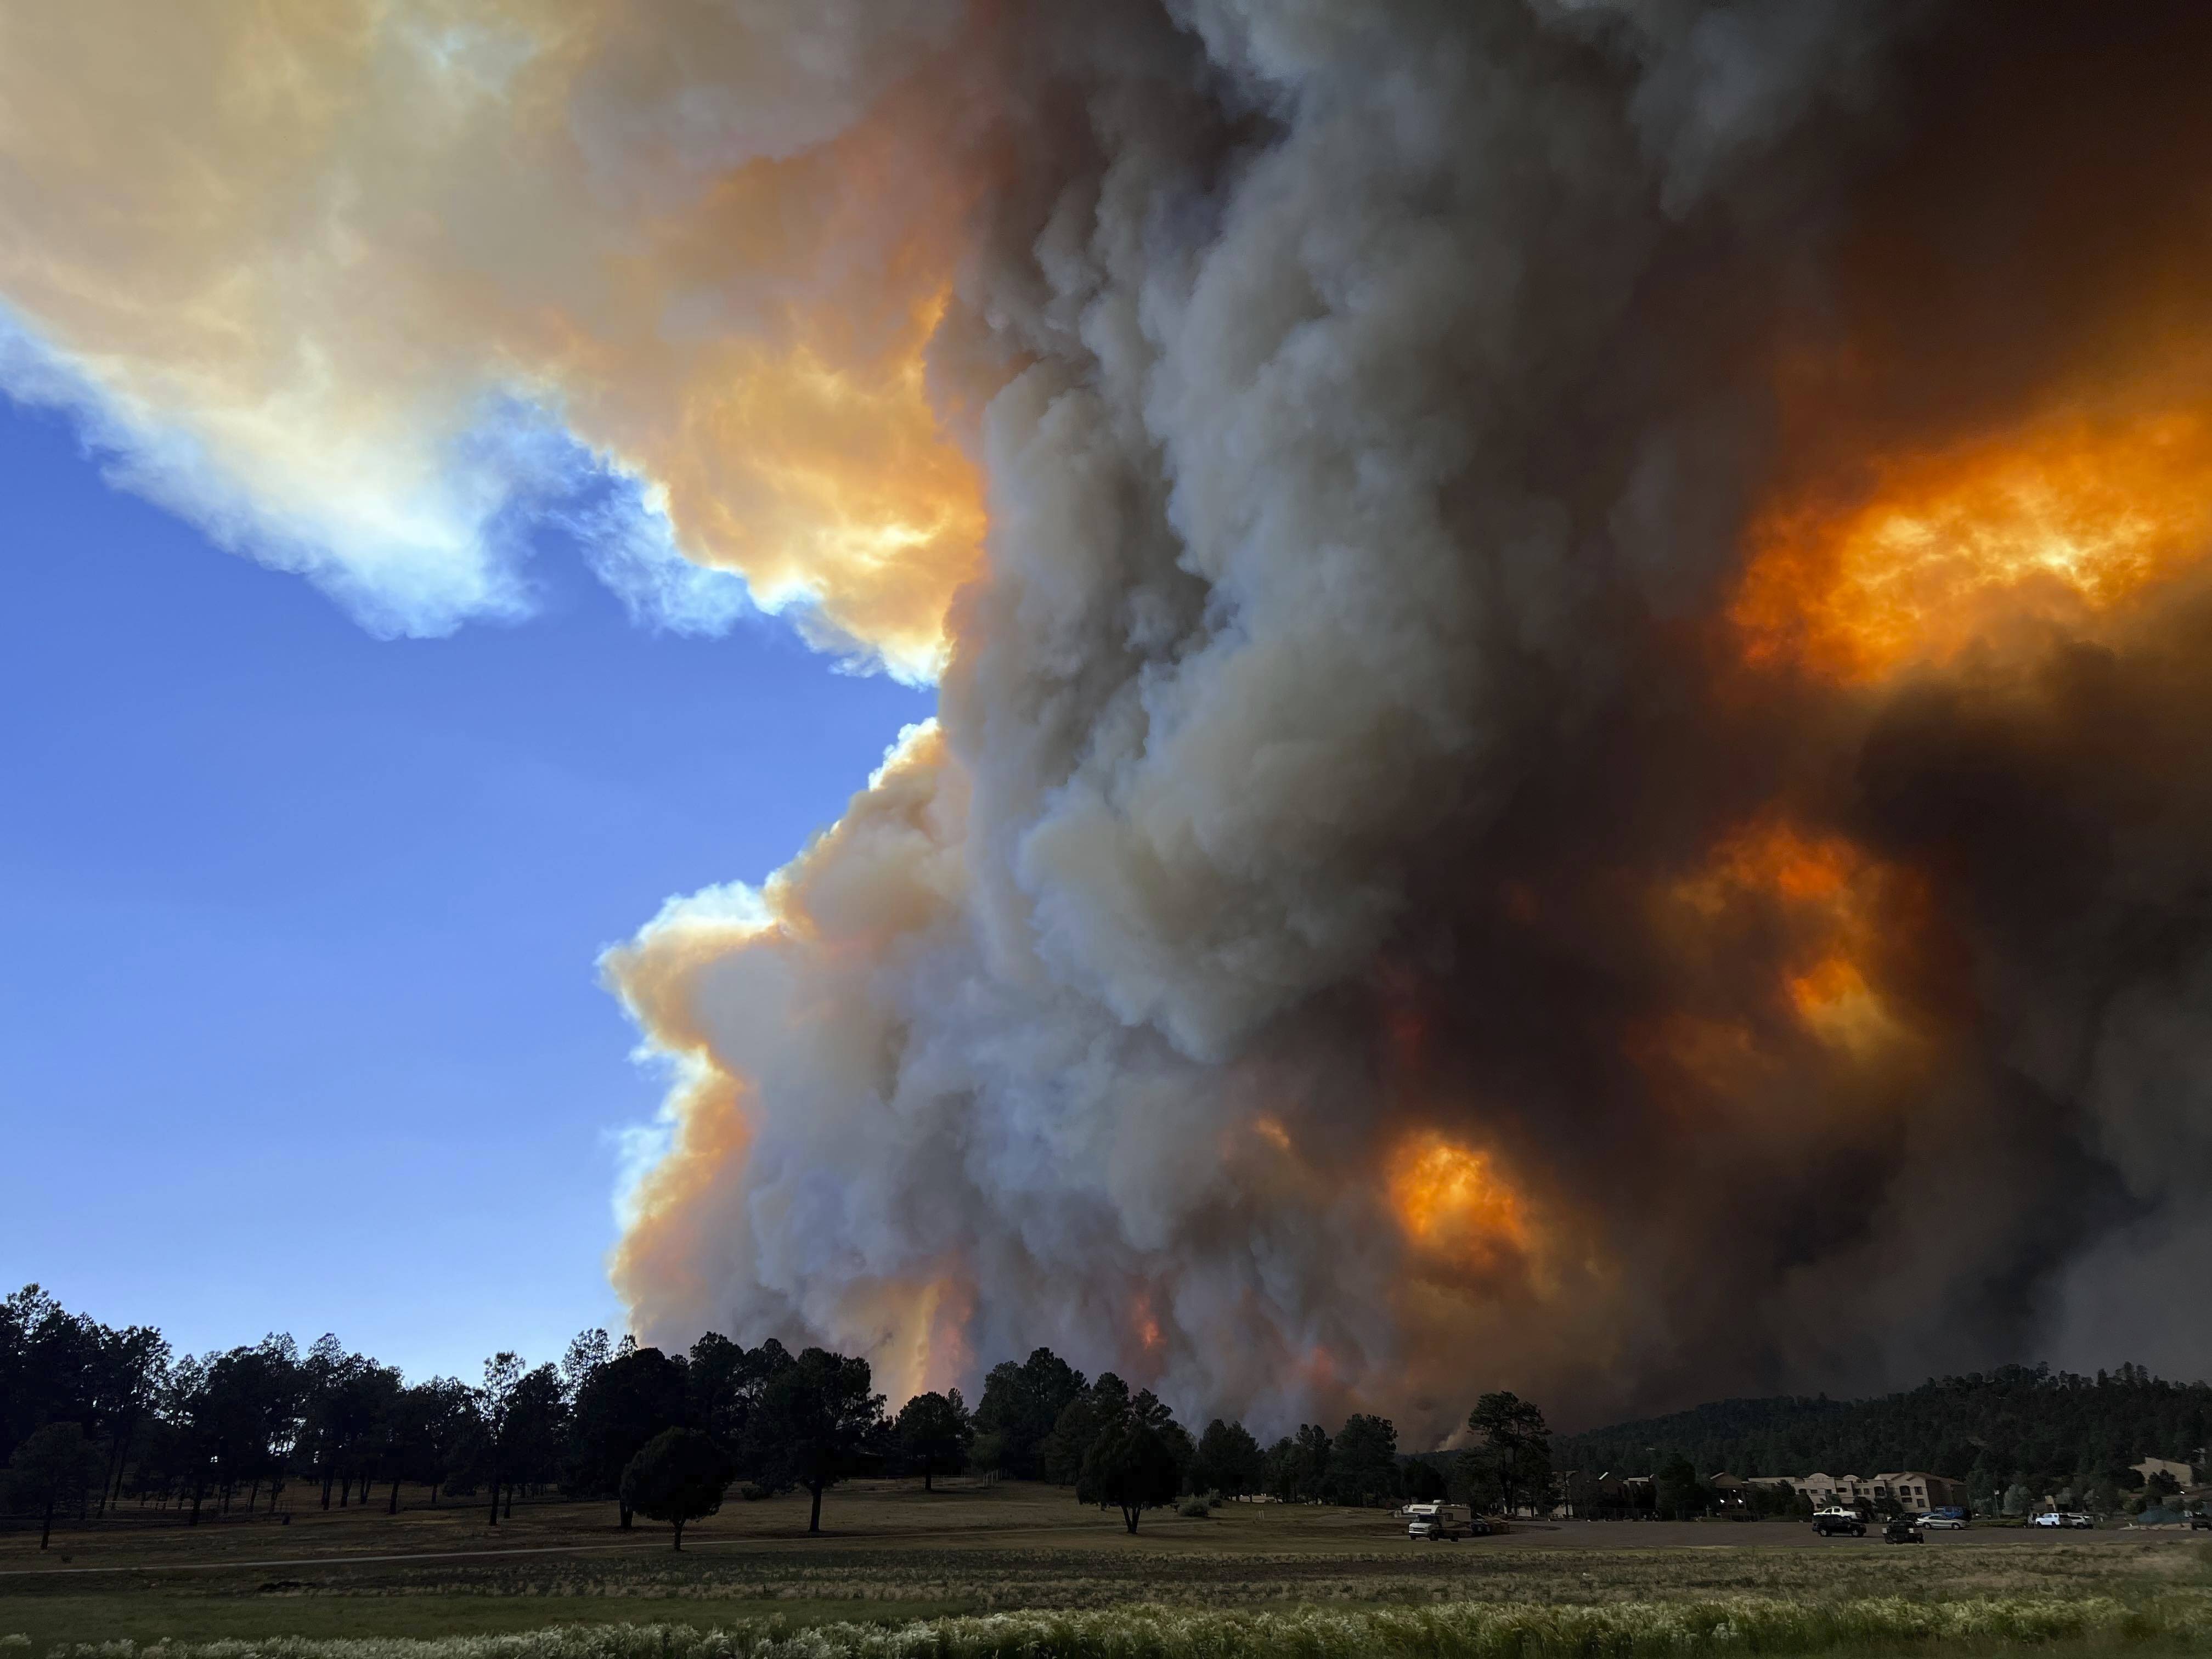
[1557,1364,2209,1506]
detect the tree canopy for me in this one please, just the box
[1554,1363,2212,1510]
[1189,1418,1264,1498]
[1325,1413,1400,1507]
[1263,1423,1333,1503]
[893,1389,972,1491]
[1460,1391,1552,1516]
[1402,1457,1447,1501]
[568,1344,689,1524]
[1076,1403,1182,1532]
[7,1420,103,1549]
[972,1347,1086,1481]
[619,1426,734,1549]
[752,1347,885,1534]
[13,1278,2200,1549]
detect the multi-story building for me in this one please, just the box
[1786,1471,1965,1511]
[1565,1467,1972,1516]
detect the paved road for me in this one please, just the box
[1487,1519,2171,1550]
[0,1533,793,1579]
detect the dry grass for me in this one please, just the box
[7,1597,2212,1659]
[3,1482,2206,1650]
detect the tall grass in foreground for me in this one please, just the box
[8,1595,2211,1659]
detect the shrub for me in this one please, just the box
[1179,1497,1210,1517]
[17,1594,2203,1659]
[618,1428,734,1550]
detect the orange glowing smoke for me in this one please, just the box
[1132,1291,1165,1354]
[1387,1133,1531,1259]
[1734,407,2212,680]
[626,283,988,677]
[1707,816,1857,906]
[1782,953,1897,1053]
[1675,817,1906,1052]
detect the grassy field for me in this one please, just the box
[3,1480,2208,1654]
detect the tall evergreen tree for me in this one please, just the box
[7,1422,103,1549]
[894,1389,973,1490]
[567,1344,689,1525]
[751,1347,884,1534]
[1189,1419,1264,1498]
[1461,1392,1552,1517]
[1075,1391,1184,1533]
[1327,1414,1401,1507]
[972,1347,1086,1481]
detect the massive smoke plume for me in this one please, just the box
[7,1,2212,1434]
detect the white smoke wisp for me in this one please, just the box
[0,0,979,668]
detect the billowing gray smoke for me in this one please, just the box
[603,0,2212,1434]
[3,0,2205,1436]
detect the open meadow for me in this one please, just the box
[3,1481,2209,1656]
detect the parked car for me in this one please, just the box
[2030,1511,2066,1527]
[1813,1508,1866,1537]
[2059,1512,2094,1529]
[1918,1511,1968,1530]
[1883,1517,1924,1543]
[2188,1513,2210,1531]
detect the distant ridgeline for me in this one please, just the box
[1554,1364,2210,1496]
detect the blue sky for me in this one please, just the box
[0,393,932,1381]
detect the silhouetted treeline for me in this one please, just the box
[970,1346,1452,1518]
[1555,1363,2211,1504]
[3,1288,1480,1544]
[0,1286,911,1539]
[23,1284,2198,1542]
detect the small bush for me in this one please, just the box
[1179,1498,1211,1517]
[738,1483,773,1502]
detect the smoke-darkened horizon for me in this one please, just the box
[6,1,2210,1443]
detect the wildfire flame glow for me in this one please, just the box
[1671,816,1910,1054]
[1733,405,2212,680]
[1133,1292,1165,1355]
[1387,1133,1531,1260]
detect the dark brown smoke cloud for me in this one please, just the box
[12,0,2199,1437]
[595,0,2212,1434]
[592,0,2212,1434]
